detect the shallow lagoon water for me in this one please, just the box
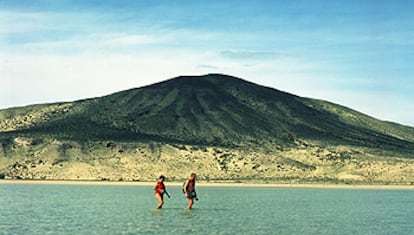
[1,183,413,234]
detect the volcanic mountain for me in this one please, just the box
[1,74,414,183]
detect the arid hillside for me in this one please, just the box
[1,74,414,184]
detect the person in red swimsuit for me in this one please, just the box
[153,175,170,209]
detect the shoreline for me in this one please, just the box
[1,179,413,190]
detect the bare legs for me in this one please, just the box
[155,193,164,209]
[187,198,194,209]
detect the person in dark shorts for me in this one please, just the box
[183,173,197,209]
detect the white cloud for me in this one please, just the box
[220,50,289,60]
[0,11,51,34]
[106,34,164,45]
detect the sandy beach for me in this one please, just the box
[1,179,413,190]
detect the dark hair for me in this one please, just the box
[159,175,165,180]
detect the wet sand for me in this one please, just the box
[1,179,413,190]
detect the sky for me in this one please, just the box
[1,0,413,126]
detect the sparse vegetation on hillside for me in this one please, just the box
[1,74,414,183]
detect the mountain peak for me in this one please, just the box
[151,73,253,89]
[174,73,239,80]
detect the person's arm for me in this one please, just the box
[165,189,171,198]
[193,180,198,200]
[194,184,198,200]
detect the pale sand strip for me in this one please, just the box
[1,180,413,190]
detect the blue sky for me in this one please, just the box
[1,0,413,126]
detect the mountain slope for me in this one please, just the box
[4,74,412,150]
[1,74,414,182]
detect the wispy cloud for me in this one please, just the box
[220,50,290,61]
[197,64,219,70]
[105,34,164,45]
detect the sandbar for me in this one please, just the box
[1,179,413,190]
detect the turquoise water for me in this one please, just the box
[1,184,413,235]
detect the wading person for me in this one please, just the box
[183,173,197,209]
[153,175,170,209]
